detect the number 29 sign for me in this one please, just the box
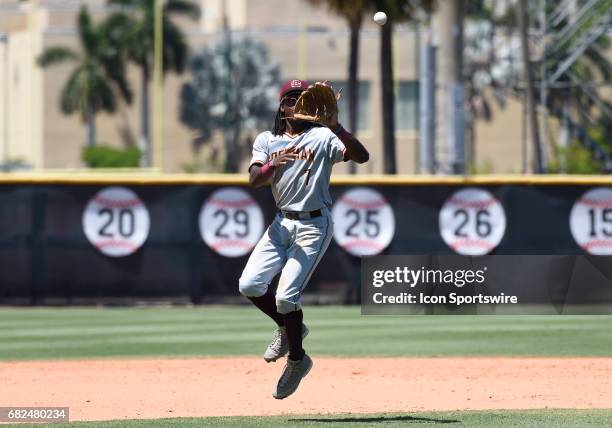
[199,188,264,257]
[82,186,151,257]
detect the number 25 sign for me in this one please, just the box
[332,187,395,256]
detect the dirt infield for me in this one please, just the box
[2,357,612,421]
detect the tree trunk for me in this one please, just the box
[347,16,362,174]
[140,68,151,167]
[86,106,96,147]
[381,20,396,174]
[465,82,475,172]
[434,0,465,174]
[225,98,241,173]
[225,124,241,173]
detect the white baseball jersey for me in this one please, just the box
[249,126,346,212]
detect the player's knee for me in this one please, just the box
[238,276,267,297]
[276,298,301,315]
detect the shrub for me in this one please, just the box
[82,145,141,168]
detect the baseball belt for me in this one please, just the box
[281,209,322,220]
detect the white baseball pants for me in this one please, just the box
[239,212,333,314]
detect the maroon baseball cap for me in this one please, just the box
[279,79,310,100]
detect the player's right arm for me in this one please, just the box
[248,133,297,188]
[249,148,298,188]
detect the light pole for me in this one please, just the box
[0,33,8,167]
[153,0,164,171]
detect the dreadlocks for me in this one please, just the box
[271,106,323,136]
[272,108,285,136]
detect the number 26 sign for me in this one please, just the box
[439,187,506,256]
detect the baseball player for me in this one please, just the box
[239,79,369,399]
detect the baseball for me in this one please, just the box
[373,11,387,26]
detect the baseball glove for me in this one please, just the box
[293,81,341,127]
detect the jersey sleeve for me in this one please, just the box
[249,132,269,169]
[328,132,348,164]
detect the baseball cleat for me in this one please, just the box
[273,353,313,400]
[264,324,309,363]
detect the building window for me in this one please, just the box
[395,81,419,131]
[319,80,370,132]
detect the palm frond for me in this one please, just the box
[60,67,87,117]
[163,19,188,73]
[103,12,137,42]
[37,47,79,67]
[97,78,118,114]
[77,6,98,56]
[165,0,200,20]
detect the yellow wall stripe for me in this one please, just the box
[3,173,612,186]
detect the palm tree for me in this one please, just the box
[106,0,200,166]
[37,6,132,148]
[307,0,368,174]
[370,0,434,174]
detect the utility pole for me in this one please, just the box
[0,33,8,166]
[419,32,436,174]
[539,0,548,168]
[153,0,164,171]
[517,0,544,173]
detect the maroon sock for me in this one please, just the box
[247,288,284,327]
[284,310,305,361]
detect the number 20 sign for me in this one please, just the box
[332,187,395,256]
[82,186,151,257]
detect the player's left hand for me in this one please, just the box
[293,80,340,128]
[319,81,338,128]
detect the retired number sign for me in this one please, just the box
[570,187,612,255]
[82,186,150,257]
[439,187,506,256]
[332,187,395,256]
[200,188,264,257]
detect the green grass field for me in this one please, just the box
[1,306,612,360]
[2,306,611,427]
[4,410,612,428]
